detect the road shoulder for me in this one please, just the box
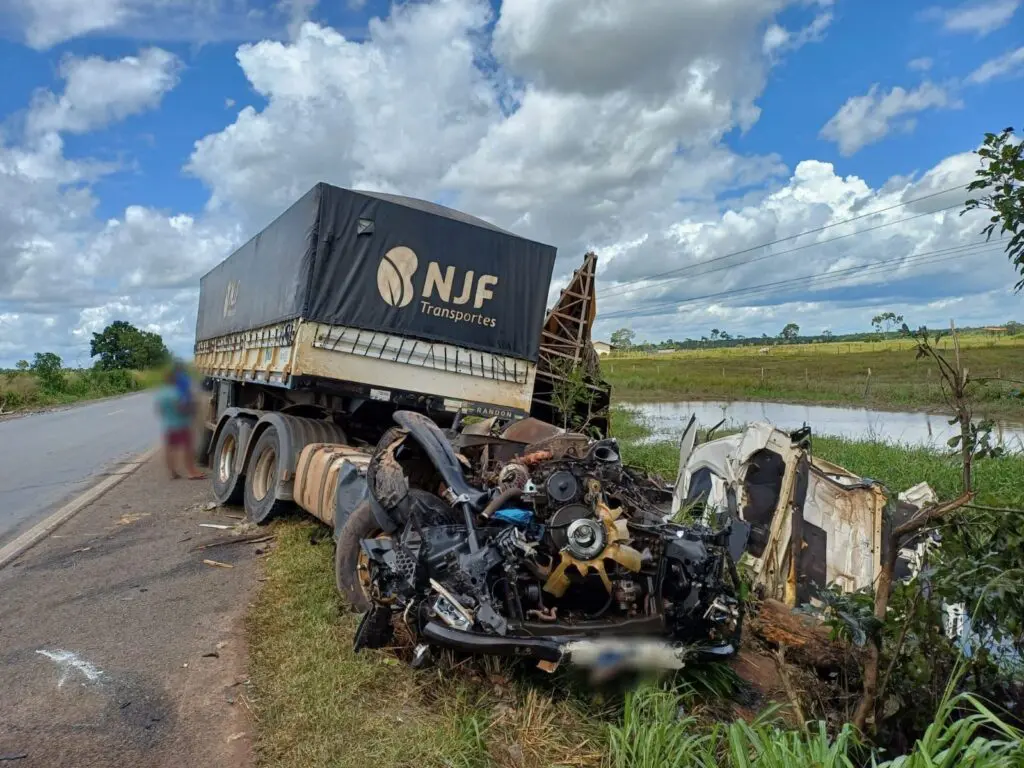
[0,459,260,768]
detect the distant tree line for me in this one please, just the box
[606,316,1022,352]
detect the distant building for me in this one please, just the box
[592,340,614,356]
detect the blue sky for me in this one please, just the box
[733,1,1022,189]
[0,0,1022,365]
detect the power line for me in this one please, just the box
[602,246,997,323]
[598,180,974,299]
[599,241,1003,322]
[601,201,966,300]
[600,251,973,322]
[602,243,995,321]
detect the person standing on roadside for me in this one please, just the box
[156,368,205,480]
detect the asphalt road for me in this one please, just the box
[0,458,256,767]
[0,392,159,547]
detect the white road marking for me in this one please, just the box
[36,649,105,688]
[106,409,124,415]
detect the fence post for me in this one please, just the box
[863,368,872,397]
[761,367,765,383]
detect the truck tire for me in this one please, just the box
[212,417,246,506]
[244,426,292,525]
[335,500,379,612]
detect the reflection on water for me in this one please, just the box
[623,400,1024,452]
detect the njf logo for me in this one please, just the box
[376,247,498,311]
[223,280,239,318]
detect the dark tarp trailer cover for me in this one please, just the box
[195,183,557,362]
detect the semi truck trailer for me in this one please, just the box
[193,183,599,526]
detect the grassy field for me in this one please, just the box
[603,336,1024,421]
[0,368,164,413]
[245,406,1024,767]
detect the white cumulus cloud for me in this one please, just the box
[4,0,292,50]
[966,46,1024,83]
[925,0,1021,36]
[820,82,961,156]
[26,48,182,135]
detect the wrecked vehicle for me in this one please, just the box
[334,412,745,673]
[672,417,936,606]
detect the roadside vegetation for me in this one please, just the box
[0,321,171,414]
[603,337,1024,420]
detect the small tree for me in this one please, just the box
[963,126,1024,290]
[609,328,635,350]
[31,352,65,393]
[902,322,1004,491]
[871,311,904,337]
[779,322,800,341]
[15,360,29,371]
[549,358,599,432]
[822,329,833,341]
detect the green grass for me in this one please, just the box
[606,684,1023,768]
[247,520,607,768]
[0,368,163,413]
[603,341,1024,421]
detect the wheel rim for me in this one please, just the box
[252,445,277,502]
[218,434,237,484]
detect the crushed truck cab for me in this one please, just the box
[672,417,937,606]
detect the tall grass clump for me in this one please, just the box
[607,684,1023,768]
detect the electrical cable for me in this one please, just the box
[599,242,1004,322]
[597,181,975,298]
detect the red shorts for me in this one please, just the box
[165,428,192,448]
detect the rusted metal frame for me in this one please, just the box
[755,441,803,603]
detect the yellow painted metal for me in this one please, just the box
[543,501,643,598]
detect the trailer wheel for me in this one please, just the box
[244,427,292,525]
[336,500,380,612]
[211,417,246,506]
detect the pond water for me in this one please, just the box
[622,400,1024,452]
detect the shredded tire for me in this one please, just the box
[335,500,379,612]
